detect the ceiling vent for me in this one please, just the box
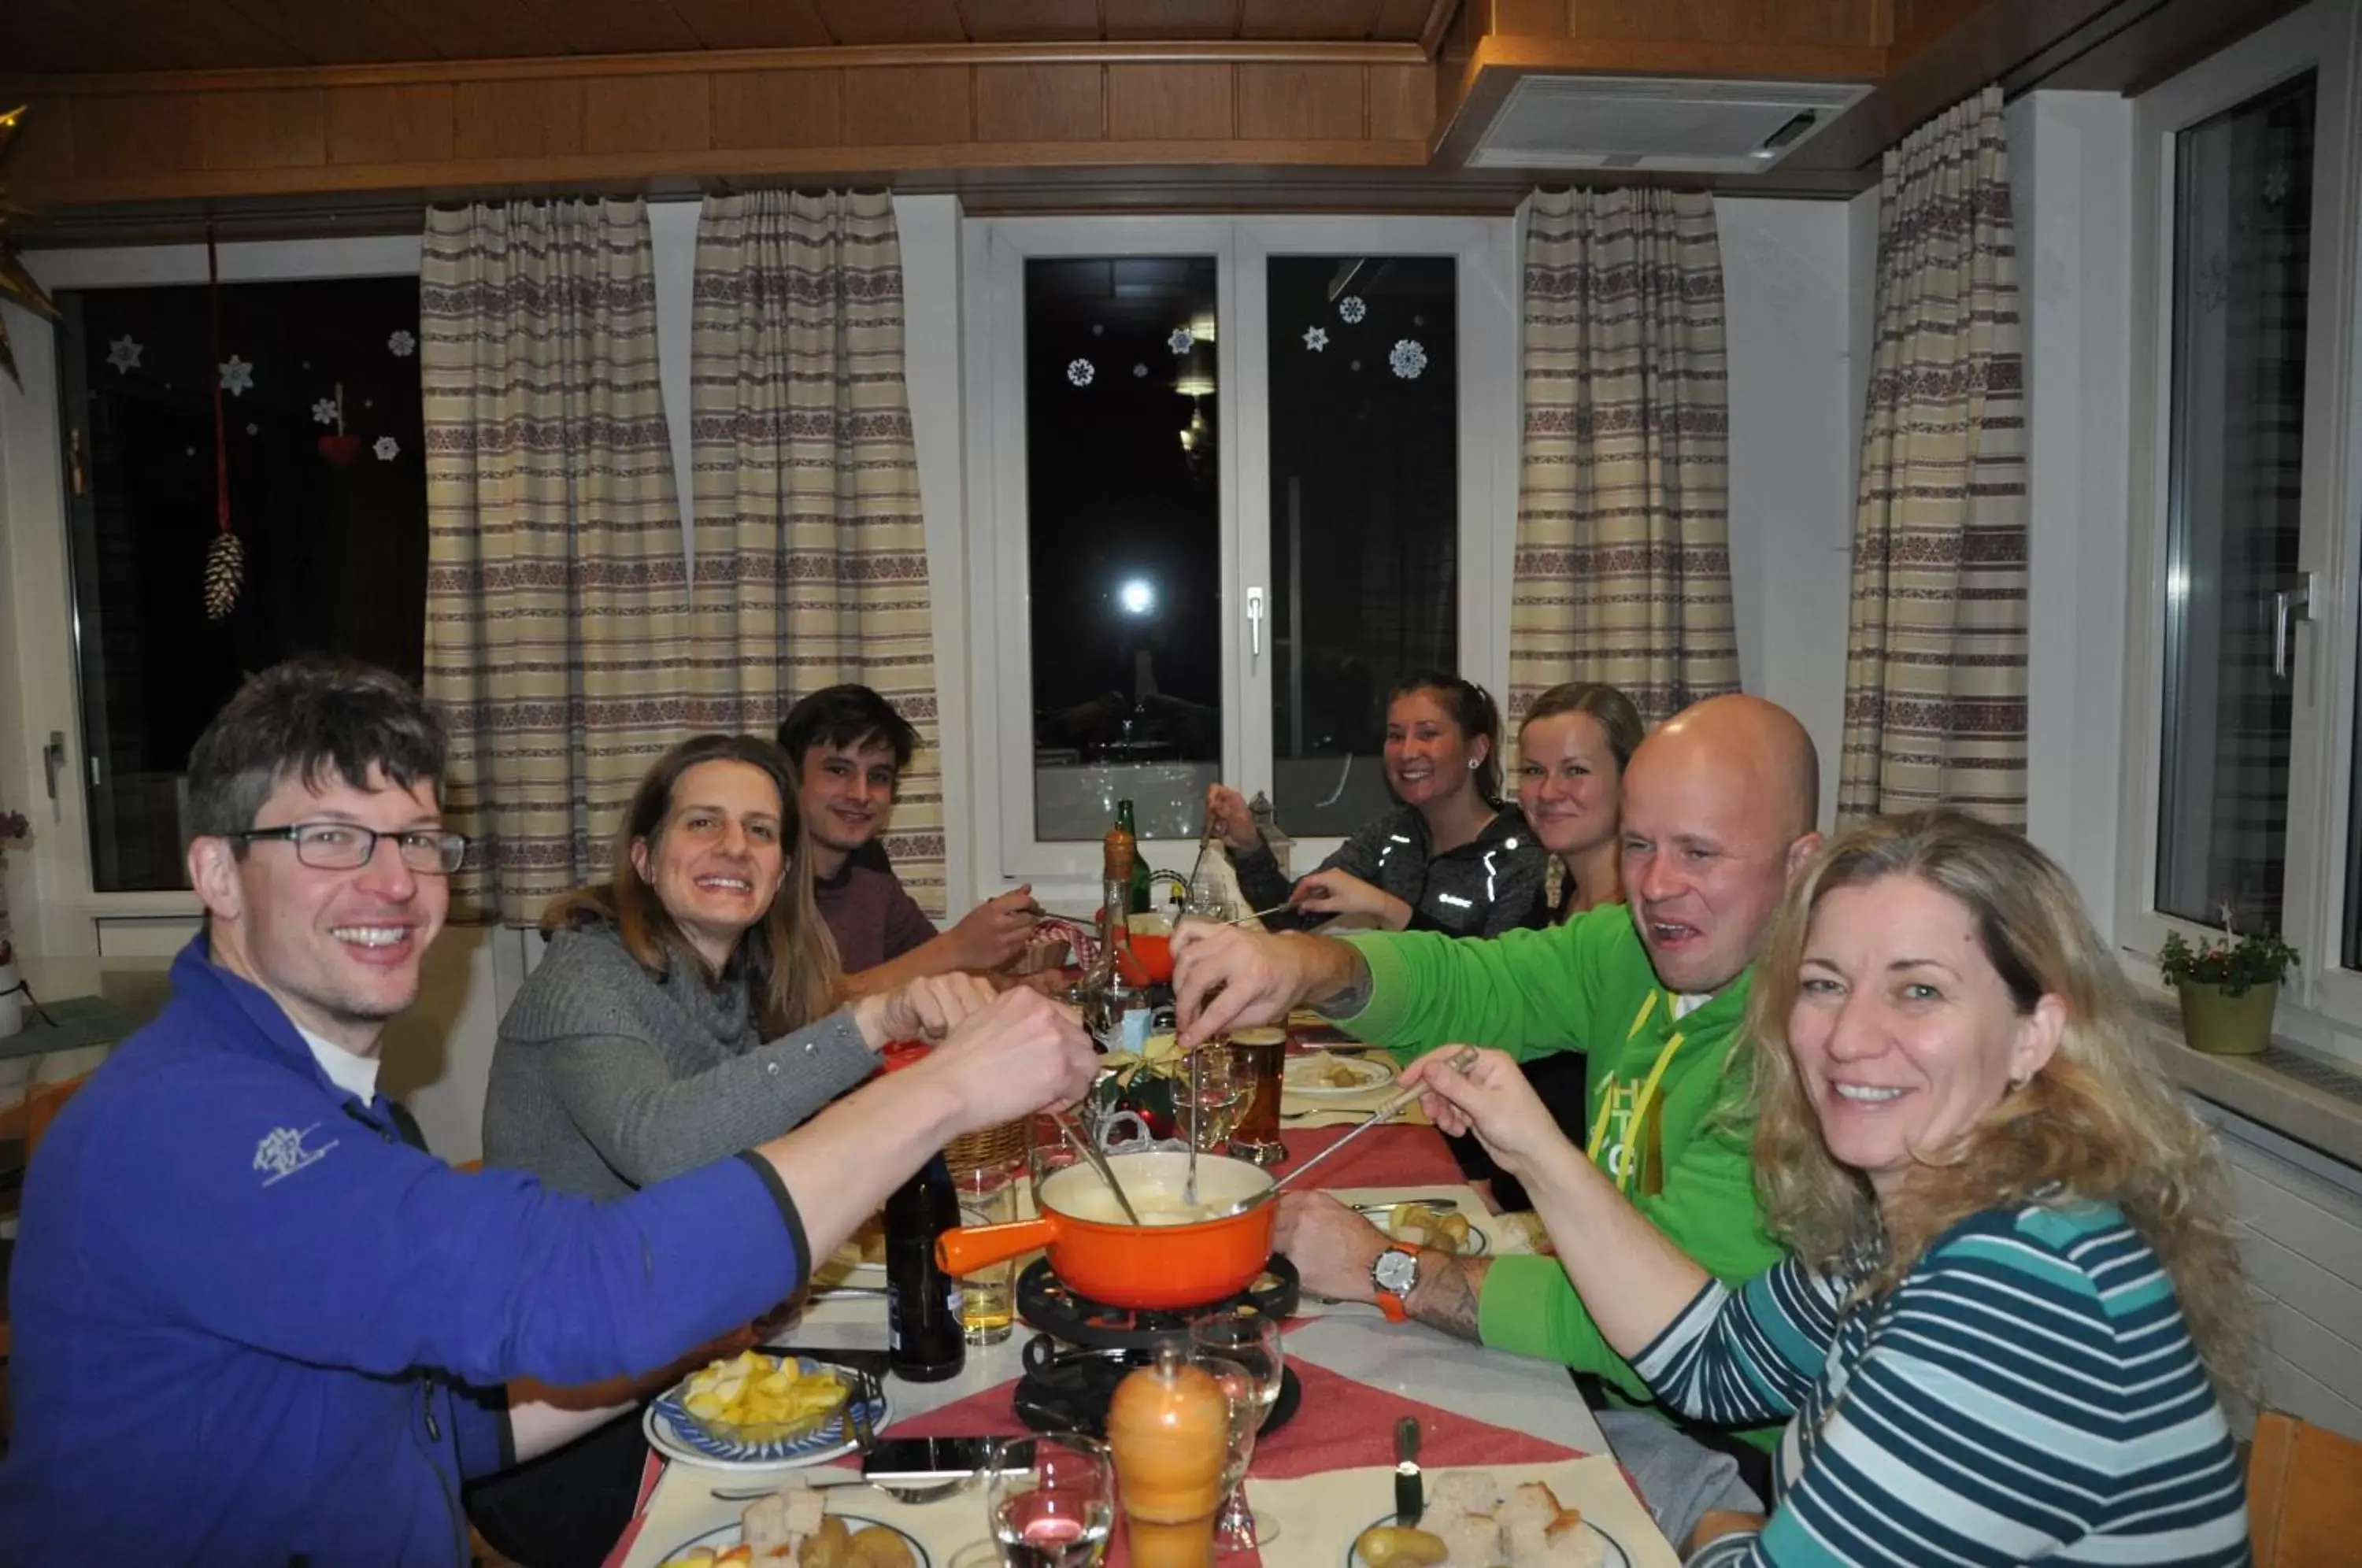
[1468,75,1871,172]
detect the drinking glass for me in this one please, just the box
[1223,1029,1287,1166]
[988,1432,1116,1568]
[954,1164,1020,1344]
[1187,1314,1285,1550]
[1174,1050,1244,1151]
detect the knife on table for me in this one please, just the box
[1394,1415,1423,1525]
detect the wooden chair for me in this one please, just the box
[2249,1409,2362,1566]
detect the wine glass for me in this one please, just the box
[987,1432,1116,1568]
[1175,1048,1245,1151]
[1188,1313,1286,1549]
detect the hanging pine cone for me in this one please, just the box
[202,531,245,621]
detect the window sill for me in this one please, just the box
[2142,997,2362,1169]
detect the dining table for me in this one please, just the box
[603,1051,1683,1568]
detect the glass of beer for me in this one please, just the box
[954,1164,1020,1344]
[1224,1028,1287,1167]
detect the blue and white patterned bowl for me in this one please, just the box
[651,1357,886,1465]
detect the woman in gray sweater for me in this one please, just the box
[472,733,990,1564]
[484,733,986,1198]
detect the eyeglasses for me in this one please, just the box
[231,822,470,875]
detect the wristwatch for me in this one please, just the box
[1370,1244,1420,1323]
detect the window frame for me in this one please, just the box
[0,235,423,957]
[2119,0,2362,1034]
[957,214,1520,889]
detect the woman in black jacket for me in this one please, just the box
[1205,672,1547,939]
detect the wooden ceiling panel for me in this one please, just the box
[216,0,443,65]
[512,0,705,55]
[811,0,968,45]
[0,0,148,74]
[47,0,312,71]
[660,0,834,49]
[962,0,1108,40]
[1372,0,1441,42]
[1241,0,1383,39]
[367,0,564,59]
[1101,0,1243,37]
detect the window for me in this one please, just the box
[1024,257,1224,842]
[2125,0,2362,1042]
[54,274,426,892]
[1265,256,1459,838]
[2155,73,2316,931]
[967,217,1516,883]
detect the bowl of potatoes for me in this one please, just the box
[653,1351,868,1463]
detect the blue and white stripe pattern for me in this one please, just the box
[1634,1203,2249,1566]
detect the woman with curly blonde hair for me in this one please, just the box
[1399,809,2253,1566]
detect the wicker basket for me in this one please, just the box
[944,1116,1028,1178]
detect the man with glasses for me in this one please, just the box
[0,657,1099,1564]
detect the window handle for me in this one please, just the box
[42,730,66,816]
[2273,572,2320,680]
[1246,586,1265,665]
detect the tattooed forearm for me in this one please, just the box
[1408,1255,1490,1341]
[1309,948,1375,1018]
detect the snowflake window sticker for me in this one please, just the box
[387,329,416,358]
[106,335,143,374]
[1302,327,1329,353]
[310,397,339,425]
[1338,295,1367,324]
[1389,339,1428,380]
[219,355,254,397]
[1168,327,1194,354]
[1067,359,1095,387]
[374,435,401,461]
[1133,363,1149,378]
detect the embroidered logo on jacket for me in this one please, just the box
[254,1123,339,1186]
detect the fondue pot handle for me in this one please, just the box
[936,1215,1059,1277]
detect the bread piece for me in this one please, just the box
[1426,1470,1503,1519]
[1495,1481,1565,1534]
[1520,1514,1605,1568]
[1428,1508,1505,1568]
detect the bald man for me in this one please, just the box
[1171,694,1822,1514]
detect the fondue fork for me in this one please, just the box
[1255,1047,1479,1206]
[1050,1106,1144,1226]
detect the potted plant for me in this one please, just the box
[2158,910,2299,1057]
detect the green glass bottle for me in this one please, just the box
[1115,798,1153,915]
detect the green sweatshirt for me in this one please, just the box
[1338,908,1781,1449]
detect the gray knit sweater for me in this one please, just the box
[482,922,878,1200]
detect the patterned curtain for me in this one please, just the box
[1508,188,1738,732]
[420,198,694,925]
[1837,86,2031,828]
[688,191,943,916]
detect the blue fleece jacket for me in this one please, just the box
[0,938,812,1566]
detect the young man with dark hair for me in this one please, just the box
[777,684,1042,989]
[0,657,1098,1563]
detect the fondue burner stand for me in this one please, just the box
[1009,1255,1304,1440]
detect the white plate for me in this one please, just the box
[654,1513,931,1567]
[1346,1511,1631,1568]
[639,1382,893,1475]
[1283,1052,1395,1098]
[1375,1209,1490,1258]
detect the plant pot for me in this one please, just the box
[2174,978,2279,1056]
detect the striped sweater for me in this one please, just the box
[1633,1202,2249,1566]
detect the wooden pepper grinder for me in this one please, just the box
[1108,1344,1231,1568]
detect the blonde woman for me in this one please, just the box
[1402,810,2251,1565]
[1516,680,1646,921]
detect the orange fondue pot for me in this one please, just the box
[934,1150,1276,1310]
